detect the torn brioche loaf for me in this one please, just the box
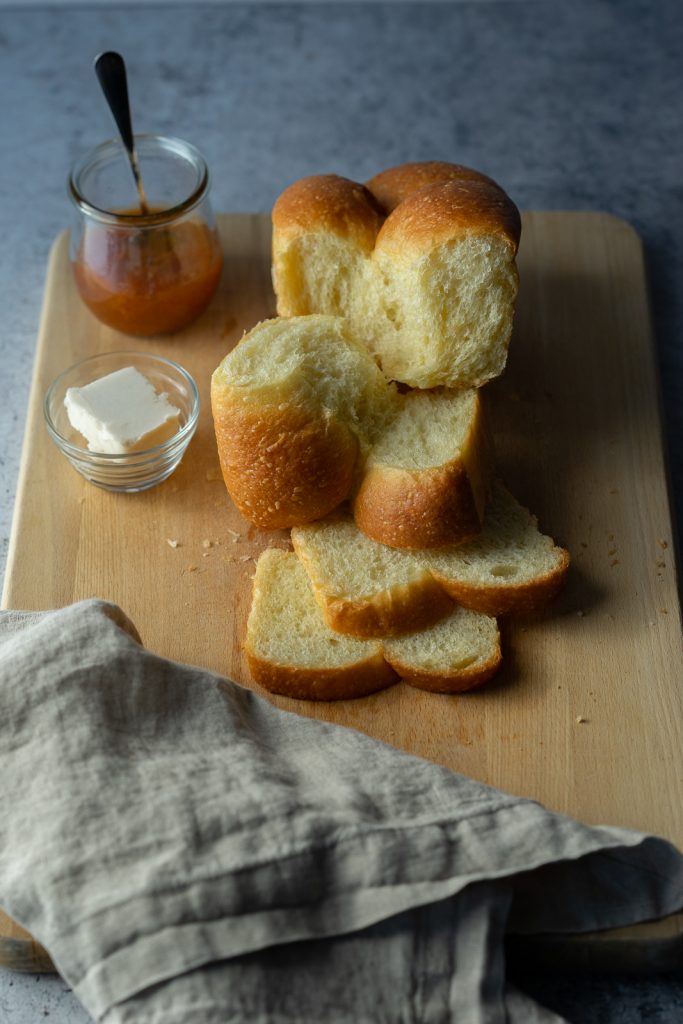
[246,549,501,700]
[292,482,569,635]
[211,315,491,545]
[272,160,521,389]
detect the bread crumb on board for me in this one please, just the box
[575,716,588,724]
[167,538,180,549]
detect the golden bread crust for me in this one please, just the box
[211,390,359,530]
[375,179,521,258]
[353,461,483,549]
[245,650,399,701]
[366,161,502,213]
[272,165,520,258]
[272,174,383,251]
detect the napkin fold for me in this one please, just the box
[1,599,682,1024]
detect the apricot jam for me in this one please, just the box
[72,213,222,336]
[69,135,223,336]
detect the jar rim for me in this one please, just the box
[68,134,210,226]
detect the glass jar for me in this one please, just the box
[69,135,223,336]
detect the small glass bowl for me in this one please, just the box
[44,352,200,492]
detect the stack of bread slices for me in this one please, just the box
[211,161,569,701]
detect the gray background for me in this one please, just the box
[0,1,682,1020]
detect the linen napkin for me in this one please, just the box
[1,599,682,1024]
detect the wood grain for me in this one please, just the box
[2,212,682,972]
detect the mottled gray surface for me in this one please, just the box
[0,1,682,1021]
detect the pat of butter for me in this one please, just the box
[64,367,181,454]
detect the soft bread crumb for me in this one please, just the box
[167,539,180,549]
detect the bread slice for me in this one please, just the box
[272,161,521,389]
[211,317,491,543]
[426,482,570,615]
[352,387,492,549]
[245,548,398,701]
[245,549,501,700]
[293,483,569,630]
[382,610,501,694]
[291,513,454,637]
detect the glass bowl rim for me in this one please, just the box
[68,134,210,227]
[44,351,200,460]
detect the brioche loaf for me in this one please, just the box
[211,315,491,544]
[292,482,569,635]
[272,161,521,389]
[245,549,501,700]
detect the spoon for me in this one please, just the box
[93,51,150,215]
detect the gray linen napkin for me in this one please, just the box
[1,599,682,1024]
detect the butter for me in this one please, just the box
[65,366,181,454]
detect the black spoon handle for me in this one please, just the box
[93,51,149,213]
[94,51,136,154]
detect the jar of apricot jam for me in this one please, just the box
[69,135,223,336]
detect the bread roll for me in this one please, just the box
[272,161,521,389]
[211,315,395,530]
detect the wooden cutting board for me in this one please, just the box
[2,213,682,973]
